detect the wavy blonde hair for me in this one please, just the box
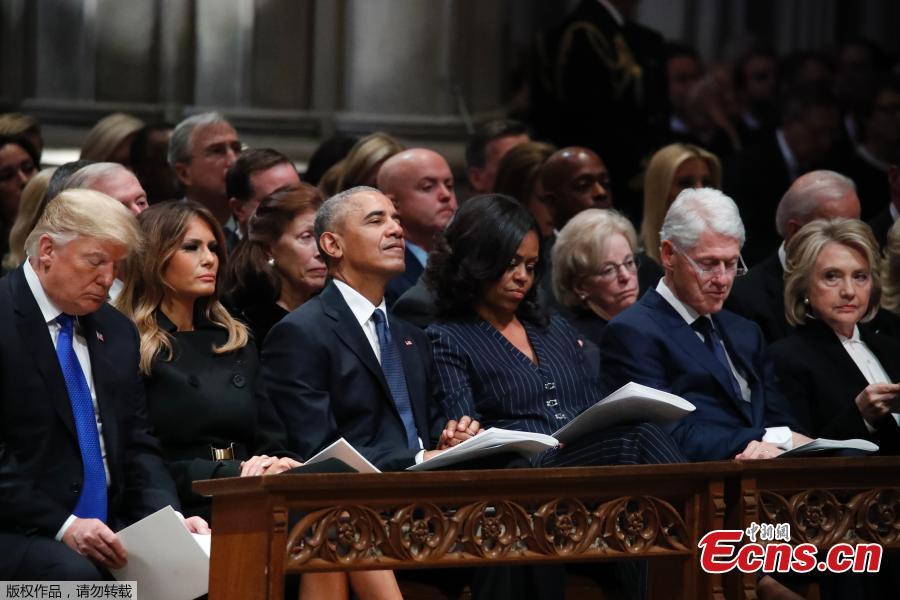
[784,218,881,327]
[881,219,900,315]
[80,112,145,163]
[3,167,55,270]
[115,200,248,374]
[336,132,404,192]
[641,143,721,262]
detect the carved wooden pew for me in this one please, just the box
[728,456,900,599]
[195,463,739,600]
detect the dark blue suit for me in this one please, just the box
[258,280,446,471]
[599,288,799,461]
[0,267,180,578]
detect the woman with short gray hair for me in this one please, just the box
[552,208,640,344]
[769,218,900,454]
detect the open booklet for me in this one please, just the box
[407,427,558,471]
[551,381,695,444]
[110,505,210,600]
[779,437,879,457]
[303,437,382,473]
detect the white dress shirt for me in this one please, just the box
[23,260,110,539]
[836,325,900,429]
[656,278,794,449]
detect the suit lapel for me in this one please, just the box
[10,268,77,440]
[644,290,752,422]
[320,283,392,398]
[392,319,429,440]
[712,314,757,424]
[82,312,119,467]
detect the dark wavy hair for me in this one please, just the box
[425,194,547,327]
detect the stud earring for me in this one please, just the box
[803,297,809,305]
[267,257,275,267]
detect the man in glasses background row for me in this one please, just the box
[598,187,812,463]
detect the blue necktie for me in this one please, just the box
[56,314,108,522]
[692,316,745,403]
[370,309,419,450]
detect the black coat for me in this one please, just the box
[725,252,792,343]
[258,281,446,471]
[769,320,900,454]
[144,311,291,519]
[0,267,180,566]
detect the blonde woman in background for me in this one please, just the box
[80,112,145,168]
[2,167,54,273]
[641,143,721,264]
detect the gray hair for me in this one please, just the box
[64,162,130,191]
[775,170,857,238]
[167,111,230,168]
[660,187,745,250]
[314,185,381,265]
[25,189,142,258]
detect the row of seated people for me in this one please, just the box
[2,178,898,597]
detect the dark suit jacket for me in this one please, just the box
[769,320,900,454]
[0,267,180,540]
[258,281,446,471]
[391,277,437,329]
[867,205,894,249]
[725,252,791,343]
[599,288,800,461]
[384,248,424,307]
[723,134,791,266]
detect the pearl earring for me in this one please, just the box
[803,297,809,305]
[267,257,275,267]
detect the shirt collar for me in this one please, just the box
[23,259,65,325]
[333,279,388,328]
[777,242,787,271]
[835,324,862,344]
[891,202,900,223]
[597,0,625,26]
[224,215,243,240]
[405,241,428,268]
[775,128,799,181]
[656,277,701,324]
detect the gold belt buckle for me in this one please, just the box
[210,443,235,461]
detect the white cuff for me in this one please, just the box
[763,426,793,450]
[414,449,426,465]
[55,514,77,541]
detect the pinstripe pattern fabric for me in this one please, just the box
[427,315,686,466]
[428,315,600,436]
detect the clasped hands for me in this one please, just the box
[423,416,482,461]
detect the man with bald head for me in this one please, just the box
[726,170,861,342]
[541,146,612,231]
[377,148,457,304]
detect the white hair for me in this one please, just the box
[775,170,857,238]
[64,162,130,191]
[167,111,230,167]
[659,187,745,250]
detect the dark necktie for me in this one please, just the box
[370,309,419,450]
[56,314,107,522]
[691,316,744,403]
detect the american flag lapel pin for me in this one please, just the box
[96,331,105,342]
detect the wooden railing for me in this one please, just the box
[194,457,900,600]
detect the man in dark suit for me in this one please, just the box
[724,86,841,265]
[259,186,462,470]
[377,149,457,306]
[600,187,809,462]
[726,170,861,343]
[0,189,206,579]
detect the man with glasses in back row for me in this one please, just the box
[599,187,811,463]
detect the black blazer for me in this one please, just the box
[0,267,180,539]
[867,205,894,249]
[258,281,446,471]
[769,320,900,454]
[725,252,792,343]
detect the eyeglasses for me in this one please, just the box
[673,245,747,279]
[591,255,640,282]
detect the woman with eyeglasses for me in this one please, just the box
[551,208,640,346]
[769,218,900,454]
[640,143,721,266]
[0,135,39,260]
